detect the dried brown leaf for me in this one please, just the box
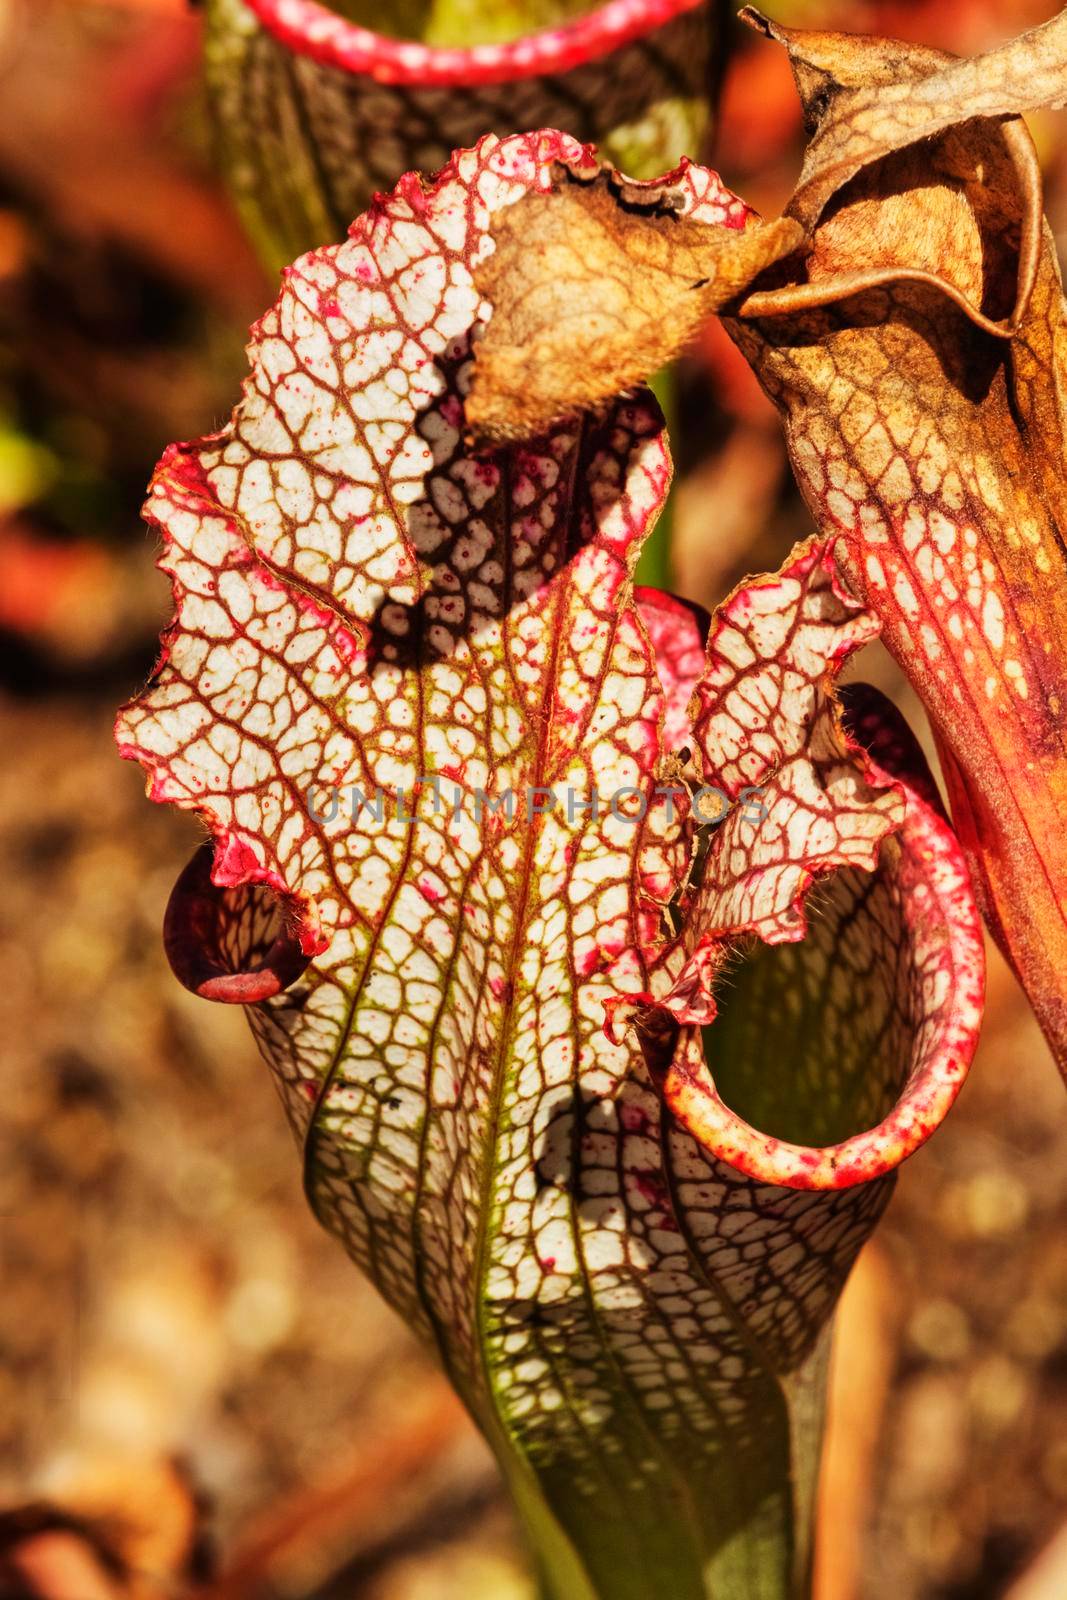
[466,162,802,442]
[739,5,1067,232]
[723,9,1067,1069]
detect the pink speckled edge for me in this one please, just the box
[244,0,707,86]
[665,692,986,1191]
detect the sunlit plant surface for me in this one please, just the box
[116,2,1067,1594]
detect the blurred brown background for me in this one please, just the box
[2,2,1067,1596]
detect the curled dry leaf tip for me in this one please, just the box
[467,160,803,441]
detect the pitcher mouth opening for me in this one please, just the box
[163,843,312,1004]
[240,0,708,87]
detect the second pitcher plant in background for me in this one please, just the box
[205,0,723,268]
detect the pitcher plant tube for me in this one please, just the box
[205,0,723,269]
[467,5,1067,1080]
[117,130,983,1599]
